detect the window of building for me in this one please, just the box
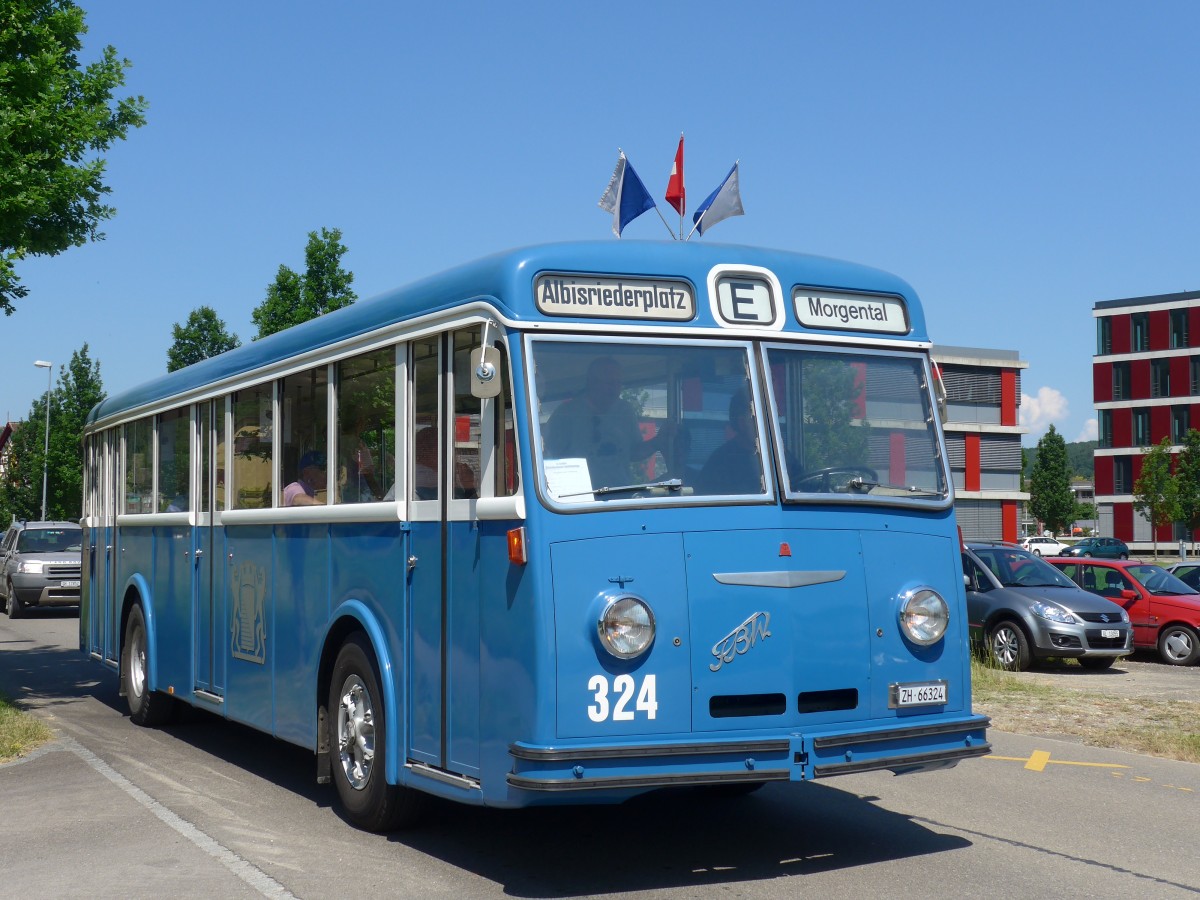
[1096,317,1112,355]
[1113,456,1132,494]
[1192,357,1200,395]
[1098,410,1112,449]
[1152,359,1170,398]
[1133,408,1151,447]
[1173,406,1190,444]
[1131,313,1149,352]
[1172,309,1190,349]
[1112,362,1131,400]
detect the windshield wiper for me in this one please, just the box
[557,478,683,499]
[846,476,943,497]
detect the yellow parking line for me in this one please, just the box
[987,751,1129,772]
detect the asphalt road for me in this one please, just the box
[2,610,1198,899]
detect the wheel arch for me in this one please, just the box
[317,600,402,786]
[119,574,155,695]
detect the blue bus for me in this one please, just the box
[81,241,989,830]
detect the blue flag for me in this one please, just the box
[691,162,743,236]
[599,152,656,237]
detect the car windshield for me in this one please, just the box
[1126,564,1199,595]
[971,547,1077,588]
[16,528,82,553]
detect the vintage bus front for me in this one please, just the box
[500,260,989,800]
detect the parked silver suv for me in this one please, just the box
[0,521,83,618]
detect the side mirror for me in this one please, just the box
[470,346,502,399]
[1120,589,1137,601]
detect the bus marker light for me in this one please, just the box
[779,542,792,557]
[507,527,528,565]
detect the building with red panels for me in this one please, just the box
[932,345,1028,542]
[1093,290,1200,546]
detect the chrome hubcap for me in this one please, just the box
[992,628,1018,667]
[1164,630,1194,662]
[336,675,375,790]
[130,630,147,699]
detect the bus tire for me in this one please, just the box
[123,604,174,726]
[987,620,1031,672]
[1157,624,1200,666]
[328,634,424,831]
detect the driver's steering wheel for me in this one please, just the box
[794,465,878,493]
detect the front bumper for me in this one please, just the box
[11,575,80,608]
[507,716,990,793]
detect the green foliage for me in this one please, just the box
[0,0,148,314]
[800,358,869,470]
[251,227,356,339]
[1066,440,1097,479]
[1029,425,1075,534]
[167,305,240,372]
[0,344,104,522]
[1174,428,1200,533]
[1133,437,1178,557]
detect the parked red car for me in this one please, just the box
[1048,558,1200,665]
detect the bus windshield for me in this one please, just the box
[764,345,948,501]
[532,338,768,503]
[530,338,948,506]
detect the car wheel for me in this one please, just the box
[123,604,174,726]
[987,621,1031,671]
[6,582,22,619]
[1157,624,1200,666]
[1078,656,1116,670]
[329,634,424,831]
[1033,549,1042,556]
[1083,552,1093,557]
[1119,553,1128,560]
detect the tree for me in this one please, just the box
[167,305,241,372]
[1174,428,1200,542]
[1133,437,1178,561]
[0,343,105,521]
[1028,425,1075,535]
[251,227,356,339]
[0,1,148,314]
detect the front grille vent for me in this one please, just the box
[709,693,786,718]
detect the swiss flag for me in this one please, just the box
[665,136,685,215]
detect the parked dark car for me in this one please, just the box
[1056,536,1129,559]
[0,521,83,618]
[1164,562,1200,591]
[963,542,1132,671]
[1050,558,1200,665]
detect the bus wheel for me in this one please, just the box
[328,635,424,831]
[987,621,1031,671]
[123,605,174,726]
[1157,625,1200,666]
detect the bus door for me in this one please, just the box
[193,399,225,699]
[98,430,121,664]
[406,326,493,778]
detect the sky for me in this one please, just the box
[7,1,1200,447]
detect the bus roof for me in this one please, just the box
[88,240,926,427]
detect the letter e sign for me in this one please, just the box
[715,276,775,326]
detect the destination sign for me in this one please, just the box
[794,289,909,334]
[535,274,695,321]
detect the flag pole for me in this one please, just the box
[685,209,706,241]
[652,204,676,239]
[678,132,684,240]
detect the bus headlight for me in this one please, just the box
[597,596,656,659]
[898,587,948,646]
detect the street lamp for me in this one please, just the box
[34,360,51,521]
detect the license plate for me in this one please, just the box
[60,580,80,588]
[1101,629,1119,639]
[890,681,947,708]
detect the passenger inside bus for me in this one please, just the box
[283,451,327,506]
[696,388,763,495]
[544,356,668,488]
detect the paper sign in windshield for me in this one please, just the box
[794,290,909,334]
[536,274,694,321]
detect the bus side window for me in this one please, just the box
[280,365,330,507]
[232,384,273,509]
[452,329,480,500]
[493,342,518,497]
[156,407,190,512]
[411,336,441,502]
[336,347,396,504]
[125,417,153,514]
